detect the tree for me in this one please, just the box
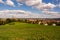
[6,18,12,23]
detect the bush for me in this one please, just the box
[56,22,60,26]
[6,19,12,23]
[0,21,6,25]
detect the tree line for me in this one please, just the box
[0,18,60,26]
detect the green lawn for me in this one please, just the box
[0,22,60,40]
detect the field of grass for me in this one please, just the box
[0,22,60,40]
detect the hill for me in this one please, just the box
[0,22,60,40]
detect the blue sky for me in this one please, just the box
[0,0,60,18]
[0,0,41,13]
[0,0,59,12]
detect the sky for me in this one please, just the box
[0,0,60,18]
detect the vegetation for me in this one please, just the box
[0,22,60,40]
[0,18,60,40]
[0,18,60,26]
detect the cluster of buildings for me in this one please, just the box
[0,18,60,26]
[26,18,60,26]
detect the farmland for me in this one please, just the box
[0,22,60,40]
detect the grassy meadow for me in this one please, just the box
[0,22,60,40]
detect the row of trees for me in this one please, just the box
[0,18,60,26]
[0,18,27,25]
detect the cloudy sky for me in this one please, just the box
[0,0,60,18]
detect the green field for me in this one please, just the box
[0,22,60,40]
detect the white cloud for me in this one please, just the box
[25,0,42,6]
[16,0,42,6]
[42,10,60,17]
[0,10,31,18]
[0,0,59,18]
[0,0,57,10]
[33,3,56,10]
[16,0,56,10]
[16,0,27,3]
[16,0,59,18]
[0,0,4,3]
[6,0,15,6]
[0,10,60,18]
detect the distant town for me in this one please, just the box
[0,18,60,26]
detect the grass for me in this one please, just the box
[0,22,60,40]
